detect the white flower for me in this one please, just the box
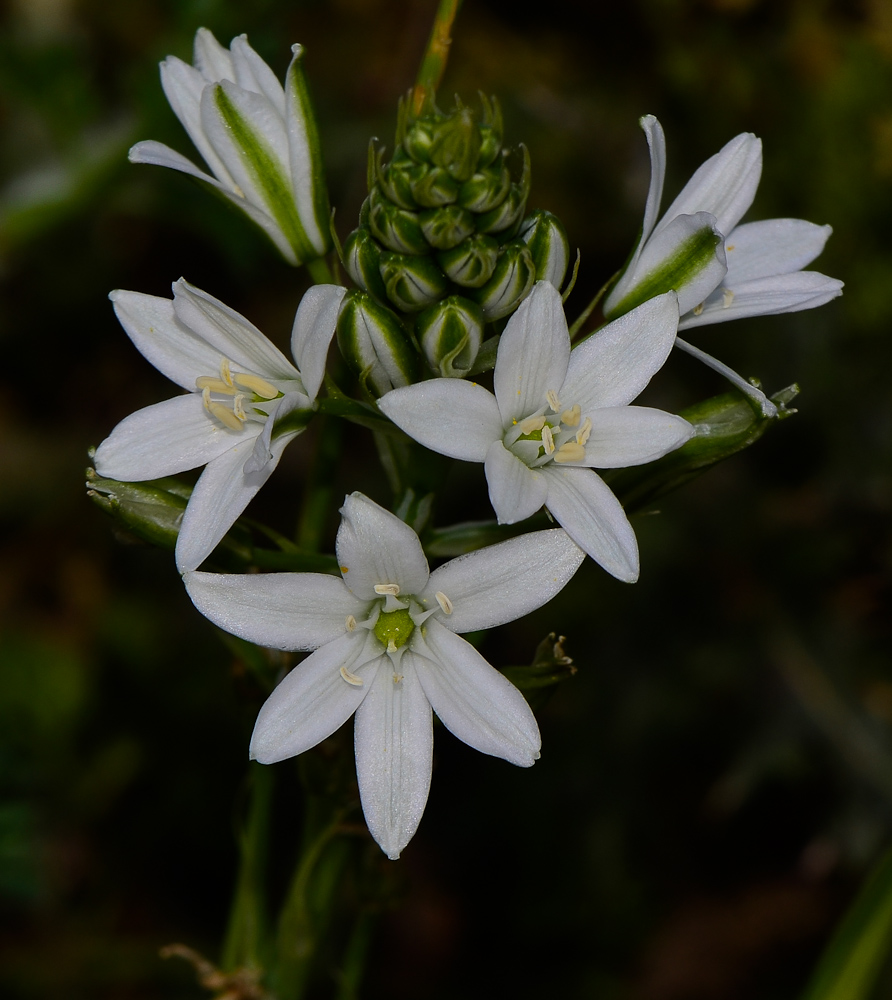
[184,492,585,859]
[604,115,843,327]
[130,28,330,266]
[379,281,693,583]
[93,279,346,573]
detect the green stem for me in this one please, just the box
[568,270,617,342]
[335,912,375,1000]
[306,255,336,285]
[296,416,343,552]
[412,0,463,115]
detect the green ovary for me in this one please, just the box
[374,608,415,649]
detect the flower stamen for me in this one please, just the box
[233,372,280,399]
[575,417,592,447]
[561,404,581,428]
[554,442,586,463]
[519,415,546,435]
[374,583,401,596]
[435,591,453,615]
[542,424,555,455]
[340,665,364,686]
[546,389,561,412]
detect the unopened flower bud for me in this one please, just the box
[342,226,388,301]
[86,470,189,550]
[336,291,420,396]
[379,252,450,312]
[458,159,511,213]
[429,105,482,182]
[476,145,531,235]
[411,166,460,207]
[518,210,570,289]
[468,239,536,319]
[367,187,429,255]
[418,205,476,250]
[417,296,484,377]
[437,233,500,288]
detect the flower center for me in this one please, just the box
[506,390,592,467]
[373,608,415,651]
[195,357,281,431]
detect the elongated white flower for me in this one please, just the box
[130,28,330,266]
[380,281,693,583]
[93,279,346,573]
[185,492,585,859]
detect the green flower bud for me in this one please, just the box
[429,105,482,182]
[475,145,531,235]
[336,291,420,396]
[379,252,450,312]
[403,118,436,163]
[367,187,429,255]
[373,145,425,210]
[476,93,504,167]
[518,209,570,289]
[86,470,189,550]
[411,166,460,208]
[458,159,511,213]
[437,233,500,288]
[342,226,388,301]
[417,295,484,377]
[468,239,536,320]
[418,205,476,250]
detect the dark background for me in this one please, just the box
[1,0,891,996]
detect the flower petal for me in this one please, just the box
[562,291,679,410]
[336,493,430,600]
[230,34,286,116]
[493,281,570,426]
[413,620,540,767]
[193,27,235,82]
[579,406,693,468]
[542,466,639,582]
[422,529,584,633]
[354,655,433,860]
[723,219,834,284]
[93,393,237,480]
[184,570,366,651]
[243,391,312,476]
[249,633,381,764]
[638,115,667,248]
[290,284,346,400]
[484,440,549,524]
[379,380,502,463]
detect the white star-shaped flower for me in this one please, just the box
[93,279,345,572]
[185,492,585,859]
[130,28,330,266]
[380,281,693,583]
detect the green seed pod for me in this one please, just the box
[342,226,389,301]
[367,186,429,255]
[379,252,450,312]
[336,290,420,396]
[418,205,476,250]
[458,159,511,213]
[437,233,500,288]
[518,210,570,289]
[469,239,536,320]
[417,295,485,377]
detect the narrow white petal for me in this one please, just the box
[579,407,693,468]
[722,219,834,284]
[379,381,502,463]
[171,279,300,381]
[657,132,762,238]
[290,285,346,400]
[336,493,430,600]
[493,281,571,426]
[128,140,225,187]
[354,656,433,860]
[639,115,667,247]
[422,529,584,633]
[673,338,777,416]
[184,570,366,651]
[243,392,311,476]
[562,291,679,410]
[110,288,221,390]
[678,271,844,330]
[413,620,540,767]
[175,427,288,572]
[193,28,235,82]
[543,466,639,582]
[249,633,381,764]
[93,393,236,480]
[484,440,548,524]
[230,35,286,116]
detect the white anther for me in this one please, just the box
[554,442,586,463]
[202,386,212,410]
[232,394,247,421]
[546,389,561,412]
[435,591,453,615]
[233,372,279,399]
[692,302,705,316]
[722,288,735,308]
[345,615,357,631]
[374,583,401,596]
[207,400,244,430]
[575,417,592,447]
[340,665,364,686]
[561,404,581,428]
[519,415,546,435]
[542,424,555,455]
[220,357,234,387]
[195,376,237,394]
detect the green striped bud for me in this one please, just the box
[418,205,476,250]
[476,145,531,235]
[429,105,481,182]
[417,296,484,378]
[437,233,500,288]
[458,159,511,213]
[379,252,450,312]
[342,226,388,301]
[469,239,536,320]
[518,210,570,289]
[411,166,460,207]
[336,291,420,396]
[367,187,429,255]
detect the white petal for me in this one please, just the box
[639,115,667,248]
[290,284,346,400]
[562,291,679,410]
[484,440,548,524]
[723,219,833,284]
[379,381,502,463]
[413,620,540,767]
[657,132,762,238]
[127,140,227,188]
[230,35,286,116]
[110,288,222,390]
[422,528,584,633]
[175,426,289,572]
[171,279,300,381]
[336,493,430,600]
[493,281,570,426]
[579,407,693,468]
[184,570,366,650]
[678,271,844,330]
[542,466,639,582]
[249,633,381,764]
[243,391,311,476]
[93,393,237,480]
[193,28,235,82]
[354,656,433,860]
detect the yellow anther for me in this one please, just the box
[220,357,234,387]
[374,583,401,596]
[340,565,349,574]
[207,400,245,431]
[722,288,735,308]
[195,376,237,394]
[561,404,581,428]
[554,442,586,463]
[546,389,561,412]
[542,424,555,455]
[435,591,453,615]
[232,394,247,421]
[202,386,212,410]
[340,665,364,686]
[345,615,357,631]
[519,415,546,435]
[692,302,705,316]
[575,417,592,447]
[392,672,403,684]
[726,243,736,252]
[233,372,279,399]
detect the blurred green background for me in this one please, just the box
[2,0,891,997]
